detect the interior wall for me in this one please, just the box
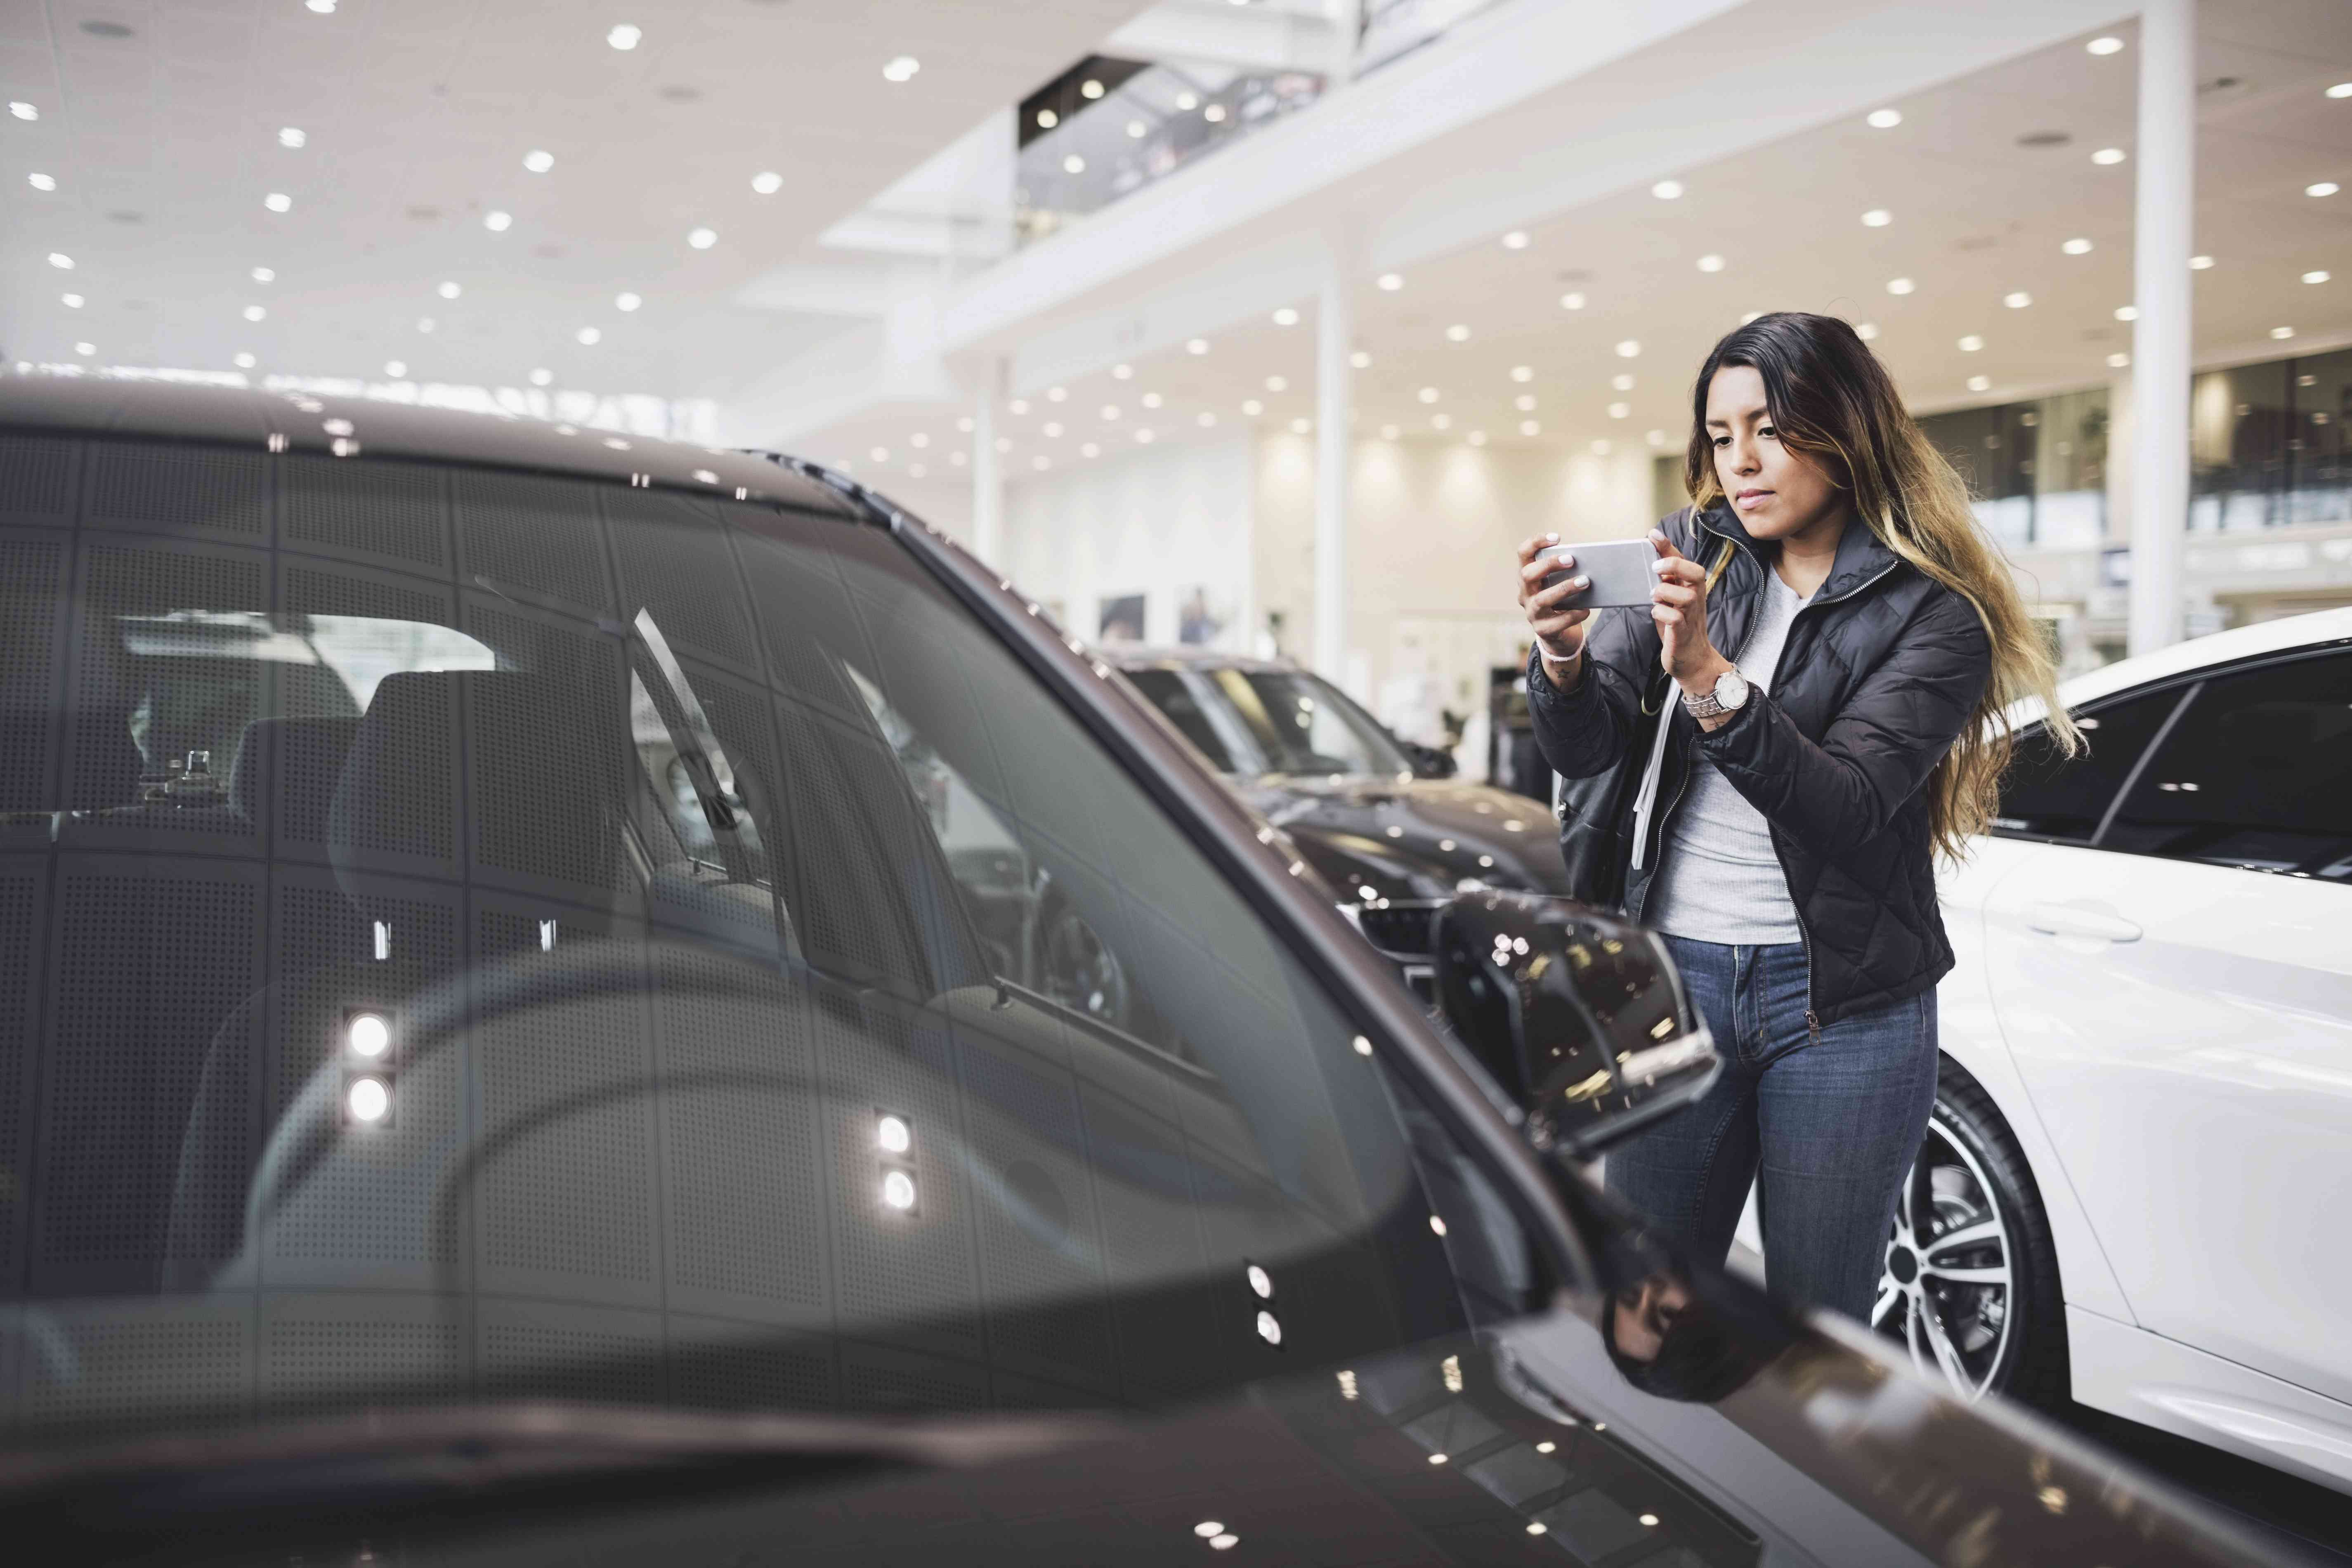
[999,435,1256,649]
[1253,431,1660,733]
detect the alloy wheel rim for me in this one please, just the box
[1871,1119,2014,1399]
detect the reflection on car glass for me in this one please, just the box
[117,611,501,708]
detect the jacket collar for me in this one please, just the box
[1697,502,1903,604]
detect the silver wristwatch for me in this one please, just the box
[1681,667,1751,719]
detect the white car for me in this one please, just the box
[1899,606,2352,1493]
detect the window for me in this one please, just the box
[1121,667,1246,772]
[0,440,1527,1441]
[1992,686,2184,843]
[2100,652,2352,878]
[1213,668,1412,778]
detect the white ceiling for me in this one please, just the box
[806,3,2352,497]
[0,0,1150,396]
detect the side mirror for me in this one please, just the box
[1431,890,1719,1158]
[1399,740,1458,779]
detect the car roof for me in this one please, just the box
[0,371,864,520]
[1098,645,1304,675]
[2056,605,2352,710]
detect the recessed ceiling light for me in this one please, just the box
[1611,373,1634,390]
[2114,305,2138,321]
[751,170,782,194]
[2091,147,2126,165]
[687,226,717,248]
[2004,291,2032,308]
[2062,237,2093,255]
[1467,430,1486,446]
[1866,107,1902,128]
[1273,306,1299,326]
[577,326,601,344]
[1062,153,1084,174]
[27,171,54,190]
[1204,104,1227,123]
[385,359,407,376]
[1080,78,1104,99]
[1957,335,1984,352]
[1519,420,1540,435]
[243,305,267,321]
[1136,428,1155,442]
[1047,386,1067,402]
[607,23,641,50]
[1009,398,1030,414]
[2308,182,2341,198]
[529,367,552,385]
[523,149,555,173]
[2271,325,2295,339]
[61,292,82,307]
[47,252,73,269]
[2305,269,2333,284]
[436,280,461,300]
[1141,392,1162,408]
[1349,349,1370,368]
[869,446,889,463]
[2085,35,2123,55]
[1111,363,1133,379]
[2328,83,2352,99]
[1377,272,1403,290]
[264,191,292,212]
[1417,387,1440,403]
[910,432,929,447]
[1651,179,1684,200]
[1290,417,1311,434]
[233,352,256,368]
[1445,323,1470,341]
[1615,339,1640,357]
[1887,277,1915,295]
[1175,90,1199,110]
[1379,423,1399,439]
[7,102,37,121]
[2189,254,2214,269]
[1861,208,1891,227]
[2107,351,2131,366]
[1591,438,1611,455]
[1607,401,1630,418]
[1739,311,1764,325]
[1042,421,1063,437]
[484,210,512,232]
[1856,322,1879,340]
[1431,413,1451,429]
[1516,394,1537,410]
[1242,399,1264,415]
[73,341,94,356]
[616,290,642,310]
[1697,252,1726,271]
[416,316,436,333]
[1502,230,1529,250]
[1081,442,1099,456]
[882,54,920,82]
[1125,119,1146,138]
[279,126,306,148]
[1036,108,1058,129]
[305,0,335,12]
[1646,428,1666,445]
[250,265,275,283]
[1967,374,1992,391]
[1560,292,1586,310]
[1186,337,1209,354]
[1510,365,1534,382]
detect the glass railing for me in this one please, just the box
[2188,348,2352,530]
[1015,60,1325,246]
[1919,388,2112,551]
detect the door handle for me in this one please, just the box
[2027,902,2143,943]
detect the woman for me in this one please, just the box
[1512,312,2072,1322]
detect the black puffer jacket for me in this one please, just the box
[1528,504,1991,1027]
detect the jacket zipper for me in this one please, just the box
[1694,519,1902,1043]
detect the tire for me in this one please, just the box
[1871,1056,2070,1409]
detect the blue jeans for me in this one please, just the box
[1605,935,1939,1323]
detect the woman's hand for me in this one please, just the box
[1516,534,1592,672]
[1649,531,1735,701]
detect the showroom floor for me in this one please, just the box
[2066,1406,2352,1565]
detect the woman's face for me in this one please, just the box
[1703,364,1843,541]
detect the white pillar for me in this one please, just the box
[2127,0,2195,657]
[1312,264,1353,682]
[972,359,1004,569]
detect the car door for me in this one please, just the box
[1981,647,2352,1406]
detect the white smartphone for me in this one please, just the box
[1535,539,1662,609]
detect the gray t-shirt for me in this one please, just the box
[1645,570,1810,945]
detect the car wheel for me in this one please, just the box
[1872,1059,2069,1407]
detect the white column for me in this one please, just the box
[972,359,1004,569]
[2127,0,2195,657]
[1312,263,1353,682]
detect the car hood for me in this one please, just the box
[1235,774,1573,902]
[12,1281,2272,1568]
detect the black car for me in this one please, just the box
[0,376,2285,1566]
[1105,648,1571,994]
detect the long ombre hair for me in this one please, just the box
[1680,312,2077,862]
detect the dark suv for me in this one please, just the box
[0,376,2270,1566]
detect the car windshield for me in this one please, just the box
[0,435,1535,1445]
[1128,666,1412,779]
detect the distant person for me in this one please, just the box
[1509,312,2074,1323]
